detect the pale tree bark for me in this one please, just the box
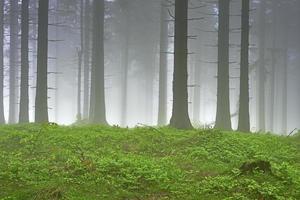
[35,0,49,123]
[215,0,232,130]
[119,0,130,127]
[169,0,193,129]
[8,0,18,124]
[256,0,266,132]
[83,0,91,119]
[157,0,169,126]
[0,0,5,124]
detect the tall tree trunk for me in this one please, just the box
[237,0,250,132]
[215,0,232,130]
[19,0,30,123]
[77,0,84,121]
[269,0,278,132]
[77,50,82,121]
[169,0,192,129]
[83,0,91,119]
[256,0,266,132]
[119,1,129,127]
[89,0,107,124]
[35,0,49,123]
[157,0,168,126]
[282,49,288,134]
[8,0,18,124]
[0,0,5,124]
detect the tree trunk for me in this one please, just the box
[35,0,49,123]
[8,0,18,124]
[89,0,107,124]
[237,0,250,132]
[169,0,192,129]
[269,0,278,132]
[19,0,30,123]
[77,0,84,121]
[256,0,266,132]
[83,0,90,119]
[157,0,168,126]
[119,1,130,127]
[215,0,232,130]
[0,0,5,124]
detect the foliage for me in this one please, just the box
[0,124,299,199]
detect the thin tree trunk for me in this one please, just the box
[89,0,107,124]
[8,0,18,124]
[77,50,82,121]
[35,0,49,123]
[282,49,287,134]
[215,0,232,130]
[269,0,278,132]
[256,0,266,132]
[83,0,90,119]
[0,0,5,124]
[77,0,84,121]
[237,0,250,132]
[119,1,129,127]
[157,0,168,126]
[169,0,192,129]
[19,0,30,123]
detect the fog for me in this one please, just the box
[0,0,300,134]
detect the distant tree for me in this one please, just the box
[215,0,232,130]
[82,0,91,119]
[169,0,193,129]
[157,0,168,126]
[76,0,84,121]
[35,0,49,123]
[237,0,250,132]
[19,0,30,123]
[119,0,130,127]
[89,0,107,124]
[8,0,18,124]
[256,0,266,132]
[0,0,5,124]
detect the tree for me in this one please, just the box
[89,0,107,124]
[8,0,18,124]
[19,0,30,123]
[0,0,5,124]
[119,0,130,127]
[237,0,250,132]
[83,0,91,119]
[76,0,84,121]
[157,0,168,126]
[215,0,232,130]
[35,0,49,123]
[169,0,193,129]
[256,0,266,132]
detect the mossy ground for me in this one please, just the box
[0,124,299,199]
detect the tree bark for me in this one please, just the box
[8,0,18,124]
[83,0,90,119]
[89,0,107,124]
[35,0,49,123]
[19,0,30,123]
[237,0,250,132]
[169,0,192,129]
[157,0,168,126]
[0,0,5,124]
[215,0,232,130]
[256,0,266,132]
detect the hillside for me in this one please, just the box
[0,124,299,200]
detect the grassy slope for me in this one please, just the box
[0,124,299,200]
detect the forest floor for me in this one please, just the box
[0,124,299,200]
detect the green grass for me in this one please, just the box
[0,124,299,200]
